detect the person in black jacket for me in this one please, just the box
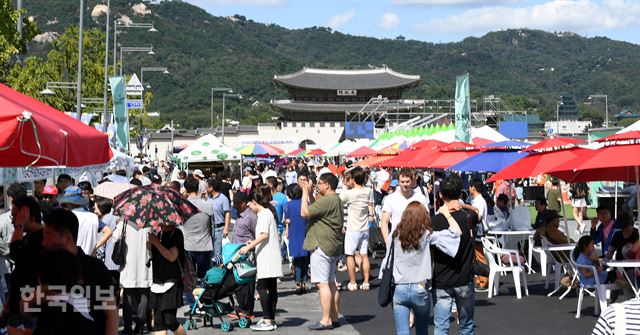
[7,196,43,334]
[430,175,477,334]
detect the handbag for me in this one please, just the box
[377,239,395,307]
[111,222,127,266]
[178,252,198,292]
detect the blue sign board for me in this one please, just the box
[345,122,375,139]
[126,100,143,109]
[498,121,528,139]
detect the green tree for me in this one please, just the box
[7,26,108,112]
[0,0,38,81]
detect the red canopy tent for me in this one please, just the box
[0,83,112,167]
[487,147,588,182]
[596,131,640,143]
[378,140,446,168]
[521,137,585,152]
[287,148,306,157]
[347,146,378,158]
[548,143,640,183]
[406,142,479,169]
[305,148,326,156]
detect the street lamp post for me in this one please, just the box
[140,67,169,88]
[210,88,233,134]
[222,93,242,144]
[119,46,155,76]
[113,21,157,75]
[75,0,84,120]
[588,94,608,128]
[102,0,110,132]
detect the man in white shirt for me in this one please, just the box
[59,186,99,255]
[318,162,332,176]
[373,168,390,206]
[380,169,427,244]
[469,180,489,291]
[193,169,208,199]
[339,167,374,291]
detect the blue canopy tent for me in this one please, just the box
[450,150,529,173]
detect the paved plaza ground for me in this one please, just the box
[117,220,612,334]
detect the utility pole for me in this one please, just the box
[102,0,110,132]
[75,0,84,120]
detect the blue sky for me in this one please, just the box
[184,0,640,44]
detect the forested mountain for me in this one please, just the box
[15,0,640,128]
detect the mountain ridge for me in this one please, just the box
[18,0,640,128]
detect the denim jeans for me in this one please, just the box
[278,225,289,261]
[433,281,475,335]
[292,255,310,283]
[213,225,224,257]
[392,283,430,335]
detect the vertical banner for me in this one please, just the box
[455,73,471,143]
[109,76,128,152]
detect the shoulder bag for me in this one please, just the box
[378,239,395,307]
[111,222,127,266]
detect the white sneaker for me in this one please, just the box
[250,319,276,331]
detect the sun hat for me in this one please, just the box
[193,169,205,178]
[42,185,59,195]
[58,186,89,206]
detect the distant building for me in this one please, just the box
[558,93,580,120]
[271,66,421,122]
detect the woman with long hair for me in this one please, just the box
[386,201,460,335]
[239,186,283,331]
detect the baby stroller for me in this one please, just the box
[184,243,257,332]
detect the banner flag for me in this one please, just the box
[454,73,471,143]
[109,76,128,152]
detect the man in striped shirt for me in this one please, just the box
[593,298,640,335]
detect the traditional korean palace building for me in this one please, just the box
[271,66,421,122]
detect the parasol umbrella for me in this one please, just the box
[113,185,199,232]
[348,146,378,158]
[306,148,326,156]
[287,148,307,157]
[356,155,396,168]
[548,143,640,183]
[522,137,584,152]
[449,150,529,173]
[406,142,479,169]
[487,147,588,182]
[0,83,112,167]
[93,181,136,200]
[377,140,446,168]
[238,143,285,156]
[548,142,640,222]
[595,131,640,143]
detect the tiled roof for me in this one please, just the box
[274,66,420,90]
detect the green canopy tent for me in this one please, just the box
[176,134,241,170]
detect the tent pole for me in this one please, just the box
[614,182,618,219]
[560,184,570,243]
[636,166,640,226]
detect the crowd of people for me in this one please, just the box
[0,157,638,334]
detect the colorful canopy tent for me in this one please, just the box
[305,148,326,156]
[287,148,307,157]
[238,143,285,156]
[348,146,378,158]
[321,140,369,157]
[178,134,241,163]
[0,83,112,167]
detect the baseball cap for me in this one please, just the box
[42,185,59,195]
[193,169,204,178]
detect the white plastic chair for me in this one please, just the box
[481,237,529,299]
[540,236,574,293]
[570,253,617,318]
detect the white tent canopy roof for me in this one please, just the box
[178,134,241,163]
